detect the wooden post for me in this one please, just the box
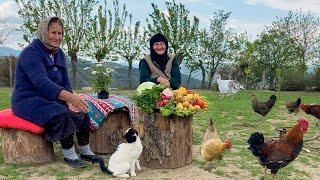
[139,113,193,169]
[9,57,12,88]
[89,110,131,154]
[1,129,55,164]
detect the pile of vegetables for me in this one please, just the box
[133,82,209,117]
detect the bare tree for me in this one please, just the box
[0,17,11,46]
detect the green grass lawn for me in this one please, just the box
[0,88,319,179]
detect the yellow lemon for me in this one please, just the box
[186,94,194,100]
[193,94,201,100]
[176,103,184,110]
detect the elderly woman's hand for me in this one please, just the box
[157,77,170,87]
[67,102,80,113]
[68,94,89,113]
[58,90,89,113]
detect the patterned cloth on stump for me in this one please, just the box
[80,94,136,131]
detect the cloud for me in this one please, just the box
[245,0,320,15]
[0,0,19,18]
[0,1,25,49]
[227,18,269,40]
[189,11,210,28]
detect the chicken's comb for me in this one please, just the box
[225,140,233,149]
[298,118,309,127]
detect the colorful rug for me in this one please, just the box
[80,94,136,131]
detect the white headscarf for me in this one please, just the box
[36,17,64,50]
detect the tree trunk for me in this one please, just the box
[128,59,133,90]
[200,66,206,89]
[69,52,79,90]
[207,68,214,89]
[89,111,131,154]
[186,70,193,88]
[1,129,55,164]
[139,113,193,169]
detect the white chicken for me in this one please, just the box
[215,74,244,96]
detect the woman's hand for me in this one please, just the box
[157,77,170,87]
[68,94,89,113]
[67,102,80,113]
[58,90,89,113]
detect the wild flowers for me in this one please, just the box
[83,63,114,93]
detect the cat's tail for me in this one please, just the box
[92,156,113,175]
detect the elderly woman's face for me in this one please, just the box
[48,22,63,48]
[153,41,166,55]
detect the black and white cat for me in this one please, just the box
[92,127,143,178]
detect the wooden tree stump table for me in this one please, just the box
[139,112,193,169]
[1,129,55,164]
[89,110,131,154]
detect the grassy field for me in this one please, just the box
[0,88,320,179]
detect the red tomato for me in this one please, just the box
[197,100,205,108]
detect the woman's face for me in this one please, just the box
[48,22,63,48]
[153,41,166,55]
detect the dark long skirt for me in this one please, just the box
[43,110,90,142]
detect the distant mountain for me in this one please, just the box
[0,47,202,87]
[114,59,202,80]
[72,58,202,89]
[0,47,21,57]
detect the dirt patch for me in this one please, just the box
[17,145,247,180]
[236,116,244,121]
[293,162,320,179]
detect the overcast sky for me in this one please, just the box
[1,0,320,49]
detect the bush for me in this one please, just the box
[281,67,307,91]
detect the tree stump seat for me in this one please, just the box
[139,113,193,169]
[89,110,131,154]
[0,109,55,165]
[1,129,55,164]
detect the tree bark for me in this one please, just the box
[139,113,193,169]
[89,111,131,154]
[186,70,193,88]
[69,51,79,90]
[200,65,206,89]
[128,59,133,90]
[1,129,55,164]
[262,70,266,89]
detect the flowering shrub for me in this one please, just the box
[133,85,209,117]
[83,63,114,93]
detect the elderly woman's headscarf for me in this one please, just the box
[149,33,169,71]
[36,17,64,52]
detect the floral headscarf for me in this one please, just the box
[36,17,64,51]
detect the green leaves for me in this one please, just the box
[132,85,164,113]
[146,0,199,60]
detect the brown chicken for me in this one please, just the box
[252,93,277,119]
[202,118,220,143]
[285,98,301,114]
[248,118,309,179]
[300,104,320,125]
[200,118,232,171]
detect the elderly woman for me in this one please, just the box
[11,17,98,168]
[139,33,181,90]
